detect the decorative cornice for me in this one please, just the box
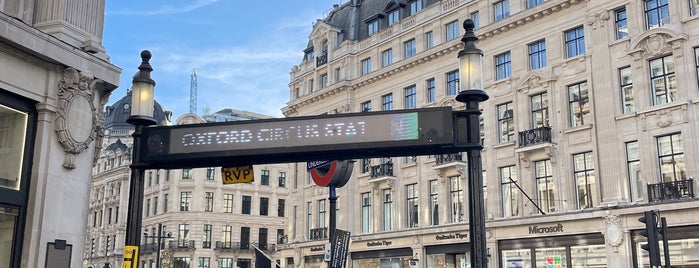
[477,0,584,41]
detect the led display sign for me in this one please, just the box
[140,107,464,168]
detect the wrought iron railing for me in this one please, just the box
[168,240,195,250]
[309,227,328,241]
[371,162,394,178]
[316,54,328,66]
[435,153,463,165]
[215,241,251,251]
[648,179,695,202]
[518,126,552,148]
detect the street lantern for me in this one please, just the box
[125,50,157,268]
[454,18,489,268]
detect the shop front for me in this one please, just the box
[632,224,699,267]
[351,247,414,268]
[422,231,471,268]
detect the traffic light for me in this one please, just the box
[638,210,661,267]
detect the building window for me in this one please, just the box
[335,67,341,82]
[278,172,286,187]
[163,194,168,212]
[568,82,590,127]
[153,197,158,215]
[565,26,585,58]
[650,55,677,105]
[261,169,270,186]
[426,78,436,103]
[206,167,215,180]
[494,0,510,22]
[304,49,314,61]
[383,189,393,231]
[406,183,419,228]
[205,192,214,212]
[308,79,314,93]
[535,160,556,213]
[446,20,459,41]
[382,94,393,111]
[388,9,400,26]
[619,67,634,113]
[626,141,643,202]
[242,195,252,214]
[531,93,549,128]
[361,159,370,173]
[203,224,212,249]
[260,197,269,216]
[446,70,459,95]
[361,101,371,112]
[497,102,514,143]
[691,0,698,16]
[277,229,286,244]
[278,199,286,217]
[218,258,233,268]
[527,0,544,8]
[615,8,628,40]
[306,202,313,237]
[449,176,464,223]
[361,58,372,75]
[404,85,417,109]
[361,192,372,233]
[240,227,250,249]
[573,152,597,209]
[145,199,150,217]
[645,0,669,29]
[199,257,210,268]
[410,0,423,15]
[223,193,233,213]
[180,192,191,211]
[657,133,684,182]
[368,19,379,34]
[528,40,546,70]
[695,48,699,88]
[178,224,190,246]
[404,39,416,58]
[500,166,519,218]
[470,11,480,29]
[320,73,328,89]
[382,49,393,67]
[182,168,192,179]
[174,258,191,268]
[425,31,433,49]
[318,200,326,229]
[429,180,439,226]
[495,52,512,80]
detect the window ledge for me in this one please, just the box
[493,141,516,149]
[563,123,593,134]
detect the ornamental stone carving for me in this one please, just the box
[604,214,623,251]
[55,68,107,169]
[585,10,610,30]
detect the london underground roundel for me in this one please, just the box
[310,160,353,187]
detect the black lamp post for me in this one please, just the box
[144,223,173,268]
[455,19,489,268]
[125,50,157,268]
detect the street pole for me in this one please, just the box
[156,223,162,268]
[329,185,337,241]
[125,50,157,268]
[455,19,489,268]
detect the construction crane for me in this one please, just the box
[190,68,197,114]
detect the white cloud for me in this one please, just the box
[107,0,220,16]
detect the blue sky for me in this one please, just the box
[104,0,342,118]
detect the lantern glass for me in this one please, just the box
[130,81,154,118]
[459,52,483,91]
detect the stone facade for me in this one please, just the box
[0,1,119,267]
[281,0,699,267]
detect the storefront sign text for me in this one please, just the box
[366,240,392,247]
[310,246,325,252]
[528,223,564,234]
[436,232,468,240]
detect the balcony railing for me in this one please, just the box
[316,54,327,67]
[518,127,552,148]
[648,179,695,202]
[214,241,251,252]
[168,240,195,251]
[435,153,463,165]
[370,162,394,178]
[139,242,161,254]
[309,227,328,241]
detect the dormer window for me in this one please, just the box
[368,19,379,34]
[317,40,328,67]
[304,47,314,62]
[388,9,400,26]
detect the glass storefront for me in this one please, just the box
[500,233,606,268]
[0,103,28,190]
[633,225,699,267]
[352,248,413,268]
[304,255,324,268]
[425,243,470,268]
[0,205,19,268]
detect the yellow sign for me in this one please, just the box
[221,166,254,184]
[122,245,138,268]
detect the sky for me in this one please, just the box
[103,0,343,118]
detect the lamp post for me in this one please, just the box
[125,50,157,268]
[455,19,489,268]
[144,223,173,268]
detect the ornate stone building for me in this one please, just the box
[281,0,699,267]
[0,1,120,267]
[86,102,293,268]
